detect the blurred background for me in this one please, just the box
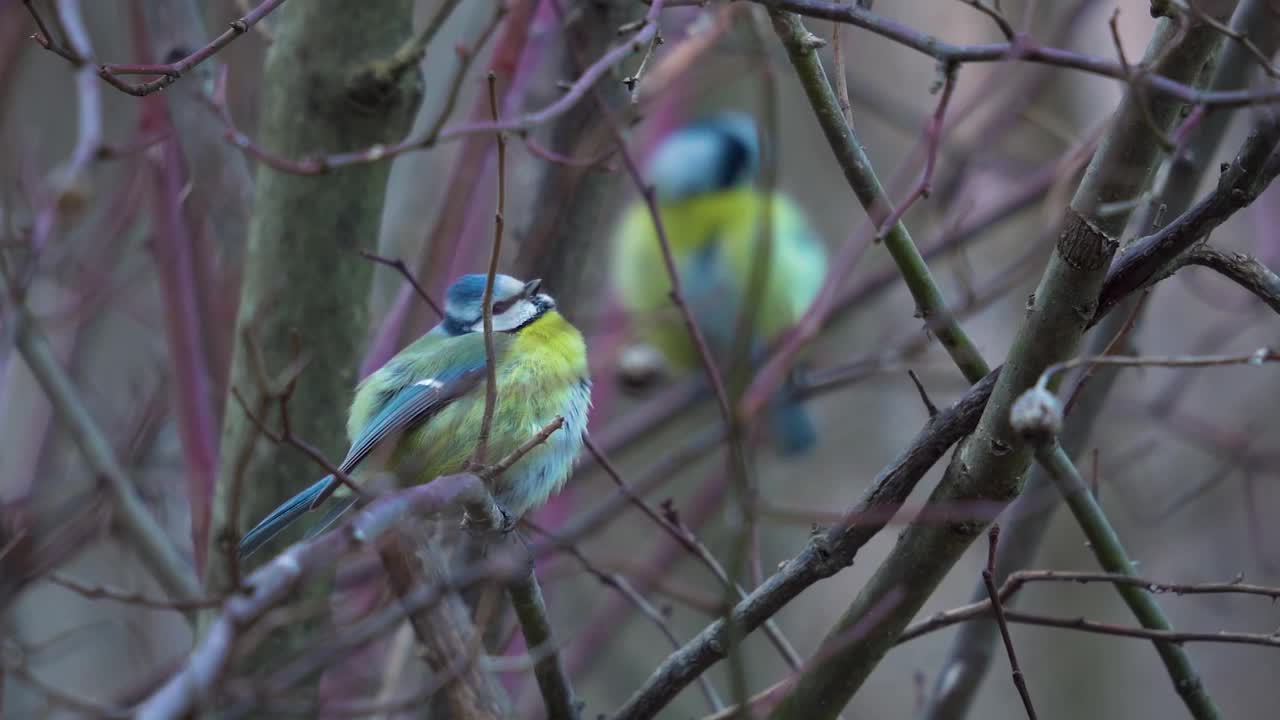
[2,0,1278,717]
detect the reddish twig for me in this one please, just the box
[194,0,666,176]
[24,0,288,96]
[874,63,958,239]
[755,0,1280,108]
[144,103,221,575]
[358,250,443,319]
[230,333,369,501]
[522,137,617,168]
[362,0,534,375]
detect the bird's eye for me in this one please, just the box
[492,296,520,315]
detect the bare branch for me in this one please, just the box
[1176,245,1280,315]
[982,526,1038,720]
[0,278,200,610]
[25,0,288,95]
[134,473,506,720]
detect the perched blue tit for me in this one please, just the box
[238,274,592,558]
[612,112,828,454]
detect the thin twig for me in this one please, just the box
[418,1,510,145]
[229,371,370,502]
[1037,346,1279,390]
[583,437,805,673]
[25,0,288,95]
[1063,287,1148,416]
[471,72,507,467]
[905,369,938,417]
[901,569,1280,643]
[955,0,1016,40]
[529,525,727,713]
[830,21,852,124]
[1167,0,1280,78]
[478,416,564,482]
[1108,8,1176,151]
[752,0,1280,109]
[359,250,444,318]
[874,62,959,239]
[201,0,667,175]
[1024,434,1220,720]
[982,526,1038,720]
[46,572,223,612]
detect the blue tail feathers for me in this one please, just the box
[238,475,335,559]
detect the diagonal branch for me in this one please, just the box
[1,279,200,610]
[609,96,1280,718]
[764,10,1232,719]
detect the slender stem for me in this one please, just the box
[981,526,1038,720]
[757,10,989,417]
[1029,436,1219,716]
[472,73,506,466]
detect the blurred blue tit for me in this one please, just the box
[238,274,591,558]
[612,112,828,454]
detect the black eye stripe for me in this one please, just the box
[492,296,519,314]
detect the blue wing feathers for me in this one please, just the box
[238,476,332,559]
[237,363,485,559]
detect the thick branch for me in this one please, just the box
[1097,116,1280,318]
[135,474,501,720]
[608,9,1280,716]
[765,11,1232,719]
[609,98,1280,717]
[924,2,1280,711]
[506,544,581,720]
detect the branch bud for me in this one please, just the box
[1010,387,1063,443]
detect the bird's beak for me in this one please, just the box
[522,278,543,298]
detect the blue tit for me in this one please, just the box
[612,111,828,454]
[238,274,592,558]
